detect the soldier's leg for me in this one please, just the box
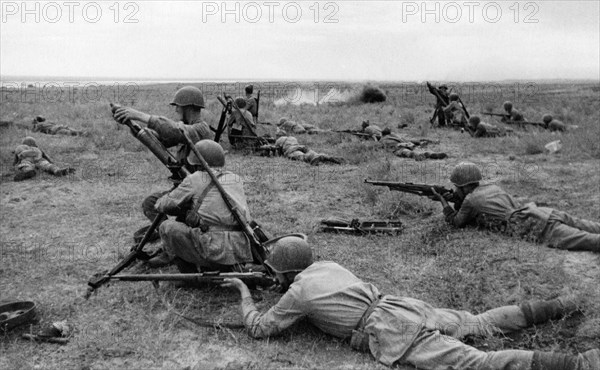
[36,159,61,175]
[158,220,202,271]
[549,209,600,234]
[402,331,597,370]
[400,329,534,369]
[426,297,579,339]
[544,217,600,252]
[14,161,37,181]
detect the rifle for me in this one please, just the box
[213,96,232,143]
[86,104,191,298]
[364,179,458,203]
[320,218,402,235]
[106,272,275,288]
[333,129,377,139]
[179,128,270,272]
[228,135,274,145]
[481,112,510,119]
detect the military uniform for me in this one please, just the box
[274,136,342,165]
[32,117,85,136]
[362,124,382,139]
[227,108,256,147]
[426,83,449,126]
[13,139,73,181]
[141,115,213,222]
[443,183,600,252]
[155,170,253,269]
[473,122,506,138]
[548,119,567,132]
[380,132,447,161]
[240,261,584,369]
[443,101,468,127]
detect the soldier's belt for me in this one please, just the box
[203,225,244,232]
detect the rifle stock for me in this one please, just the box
[364,179,457,203]
[179,128,270,273]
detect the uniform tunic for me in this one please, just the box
[241,261,533,369]
[14,144,58,174]
[473,122,502,138]
[444,184,600,252]
[147,115,213,164]
[155,170,253,266]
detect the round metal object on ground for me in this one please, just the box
[0,301,36,331]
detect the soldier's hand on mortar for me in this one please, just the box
[113,107,145,123]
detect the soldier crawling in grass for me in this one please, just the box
[432,162,600,253]
[145,140,255,276]
[380,128,447,161]
[277,117,325,135]
[31,115,87,136]
[112,86,213,242]
[259,129,344,166]
[465,116,512,138]
[13,136,75,181]
[361,120,383,140]
[222,234,599,370]
[501,101,527,125]
[542,114,568,132]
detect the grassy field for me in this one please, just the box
[1,81,599,369]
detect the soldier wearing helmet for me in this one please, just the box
[221,235,598,369]
[147,139,255,272]
[244,85,259,124]
[380,128,447,160]
[432,163,599,252]
[276,117,323,135]
[113,86,214,241]
[13,137,75,181]
[269,134,343,165]
[442,92,468,128]
[500,101,527,125]
[31,115,87,136]
[226,96,257,148]
[361,120,383,139]
[426,82,450,127]
[542,114,567,132]
[464,115,506,138]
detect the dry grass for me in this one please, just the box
[1,81,599,369]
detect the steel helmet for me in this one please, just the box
[438,84,448,90]
[22,136,38,147]
[278,117,288,126]
[381,127,392,136]
[503,101,513,111]
[468,116,481,127]
[245,84,254,94]
[449,93,459,101]
[450,162,482,187]
[265,234,312,273]
[234,97,247,109]
[542,114,553,124]
[362,120,370,128]
[187,139,225,167]
[170,86,205,108]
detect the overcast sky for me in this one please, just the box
[1,0,599,81]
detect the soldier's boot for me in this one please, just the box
[427,152,448,160]
[14,170,36,182]
[53,167,76,177]
[146,250,173,268]
[532,349,599,370]
[519,297,581,326]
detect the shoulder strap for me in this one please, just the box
[191,172,225,214]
